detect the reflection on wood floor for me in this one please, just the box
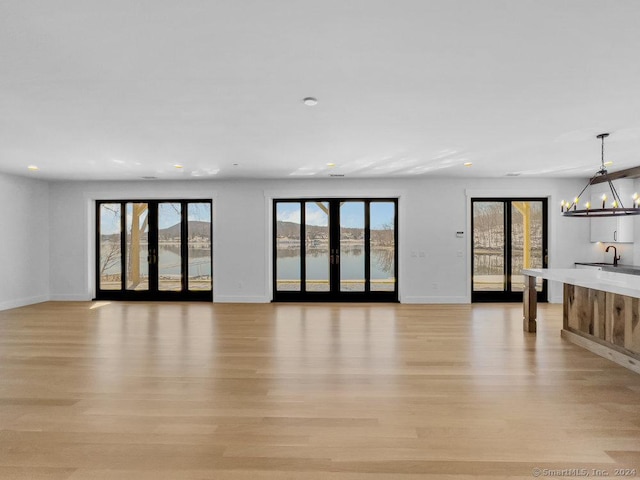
[0,301,639,479]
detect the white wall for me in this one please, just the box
[0,173,50,310]
[48,176,591,304]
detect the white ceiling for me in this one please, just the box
[1,0,640,181]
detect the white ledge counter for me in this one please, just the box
[522,268,640,299]
[522,268,640,374]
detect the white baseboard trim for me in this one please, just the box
[0,295,50,312]
[50,294,93,301]
[401,295,469,304]
[214,295,270,303]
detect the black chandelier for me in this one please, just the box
[562,133,640,217]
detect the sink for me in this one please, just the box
[575,262,640,275]
[603,266,640,276]
[597,270,640,283]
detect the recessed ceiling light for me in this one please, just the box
[463,162,473,167]
[604,161,613,166]
[326,162,336,167]
[303,97,318,106]
[27,165,39,171]
[173,164,183,169]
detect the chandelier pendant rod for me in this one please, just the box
[607,178,626,208]
[598,133,626,208]
[599,134,625,208]
[568,175,598,210]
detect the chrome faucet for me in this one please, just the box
[605,245,620,266]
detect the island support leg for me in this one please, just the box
[523,274,537,333]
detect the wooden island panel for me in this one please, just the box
[564,285,640,363]
[523,268,640,374]
[592,288,606,339]
[630,299,640,351]
[604,292,640,352]
[606,292,628,348]
[563,284,606,338]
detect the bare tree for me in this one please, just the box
[99,205,122,281]
[100,241,120,276]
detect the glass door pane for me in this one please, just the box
[97,199,212,301]
[158,202,182,292]
[125,203,149,291]
[276,203,301,291]
[272,198,398,302]
[472,198,547,303]
[99,203,122,290]
[370,202,396,292]
[511,201,544,292]
[305,201,330,292]
[340,201,365,292]
[472,202,505,292]
[187,203,212,291]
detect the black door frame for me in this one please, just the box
[471,197,548,303]
[95,199,213,301]
[272,198,399,302]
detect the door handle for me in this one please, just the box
[614,230,617,242]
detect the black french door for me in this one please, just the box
[471,198,548,302]
[95,200,212,301]
[273,198,398,302]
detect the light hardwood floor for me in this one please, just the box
[0,301,639,479]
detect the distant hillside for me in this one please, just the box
[159,221,210,239]
[101,221,210,241]
[276,221,392,243]
[277,220,340,238]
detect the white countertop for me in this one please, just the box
[522,268,640,299]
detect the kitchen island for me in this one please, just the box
[522,268,640,374]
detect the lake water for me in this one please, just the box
[103,245,395,282]
[277,246,395,280]
[103,246,211,277]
